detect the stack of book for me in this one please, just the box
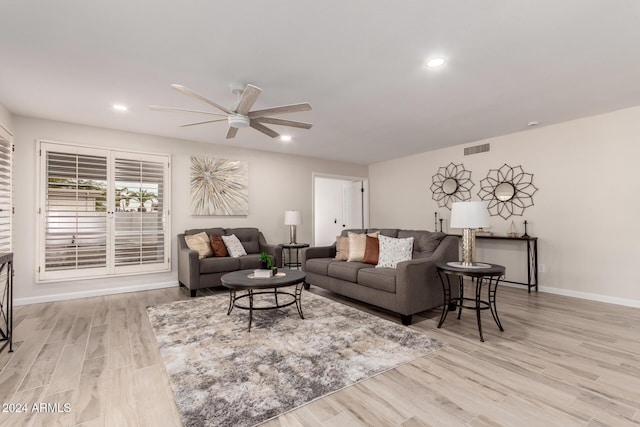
[253,269,274,278]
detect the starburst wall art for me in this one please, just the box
[190,157,248,216]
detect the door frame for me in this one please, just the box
[311,172,369,246]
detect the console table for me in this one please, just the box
[449,234,538,292]
[0,252,13,353]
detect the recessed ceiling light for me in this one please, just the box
[113,104,128,111]
[280,135,292,142]
[425,57,446,68]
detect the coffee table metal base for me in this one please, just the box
[226,283,304,332]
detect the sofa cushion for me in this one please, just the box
[200,257,240,274]
[358,267,396,293]
[335,236,349,261]
[362,235,379,265]
[369,229,399,238]
[209,235,228,257]
[328,261,372,282]
[377,235,414,269]
[226,227,260,254]
[184,232,213,259]
[239,254,261,270]
[306,258,334,275]
[185,228,225,237]
[222,234,247,258]
[397,230,445,255]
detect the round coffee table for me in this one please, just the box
[221,269,307,332]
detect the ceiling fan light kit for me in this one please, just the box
[150,83,312,139]
[228,114,250,128]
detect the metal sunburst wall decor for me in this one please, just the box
[477,164,538,219]
[190,156,249,215]
[430,162,474,209]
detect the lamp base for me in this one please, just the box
[289,225,297,244]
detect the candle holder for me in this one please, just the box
[521,220,529,238]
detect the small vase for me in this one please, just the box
[259,260,268,270]
[508,220,517,237]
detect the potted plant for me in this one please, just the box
[259,252,274,270]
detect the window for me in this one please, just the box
[0,126,12,253]
[38,141,170,282]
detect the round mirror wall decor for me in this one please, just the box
[478,164,538,219]
[430,162,474,209]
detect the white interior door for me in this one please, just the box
[313,175,367,246]
[342,181,363,229]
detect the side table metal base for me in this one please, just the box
[437,262,505,342]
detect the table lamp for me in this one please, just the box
[450,201,490,267]
[284,210,302,244]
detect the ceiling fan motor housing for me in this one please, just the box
[228,114,250,128]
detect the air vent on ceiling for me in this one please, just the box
[464,143,490,156]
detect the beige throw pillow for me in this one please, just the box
[335,236,349,261]
[184,232,213,259]
[347,231,379,262]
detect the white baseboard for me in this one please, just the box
[14,281,179,306]
[538,285,640,308]
[498,282,640,308]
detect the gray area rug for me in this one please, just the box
[147,289,444,427]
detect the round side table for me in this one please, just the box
[280,243,309,269]
[436,262,506,342]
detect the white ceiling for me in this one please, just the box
[1,1,640,165]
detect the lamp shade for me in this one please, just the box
[450,201,490,229]
[284,210,302,226]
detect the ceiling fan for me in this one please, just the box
[149,83,312,139]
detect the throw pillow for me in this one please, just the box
[347,231,379,262]
[221,234,247,258]
[335,236,349,261]
[376,235,414,269]
[184,232,213,260]
[362,235,379,265]
[209,235,228,257]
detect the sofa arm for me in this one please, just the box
[300,245,336,271]
[177,234,200,288]
[258,232,283,267]
[394,236,459,314]
[259,243,283,268]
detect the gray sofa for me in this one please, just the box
[301,228,459,325]
[178,227,282,297]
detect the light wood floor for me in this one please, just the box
[1,282,639,427]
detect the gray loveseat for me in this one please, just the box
[178,227,282,297]
[301,228,459,325]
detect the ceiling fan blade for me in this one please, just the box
[249,120,279,138]
[226,127,238,139]
[179,118,228,128]
[254,117,313,129]
[235,84,262,115]
[171,84,231,114]
[248,102,312,118]
[148,105,227,116]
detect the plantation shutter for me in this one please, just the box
[0,129,12,253]
[113,154,168,273]
[38,141,170,282]
[43,148,108,279]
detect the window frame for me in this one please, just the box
[36,140,171,283]
[0,125,12,255]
